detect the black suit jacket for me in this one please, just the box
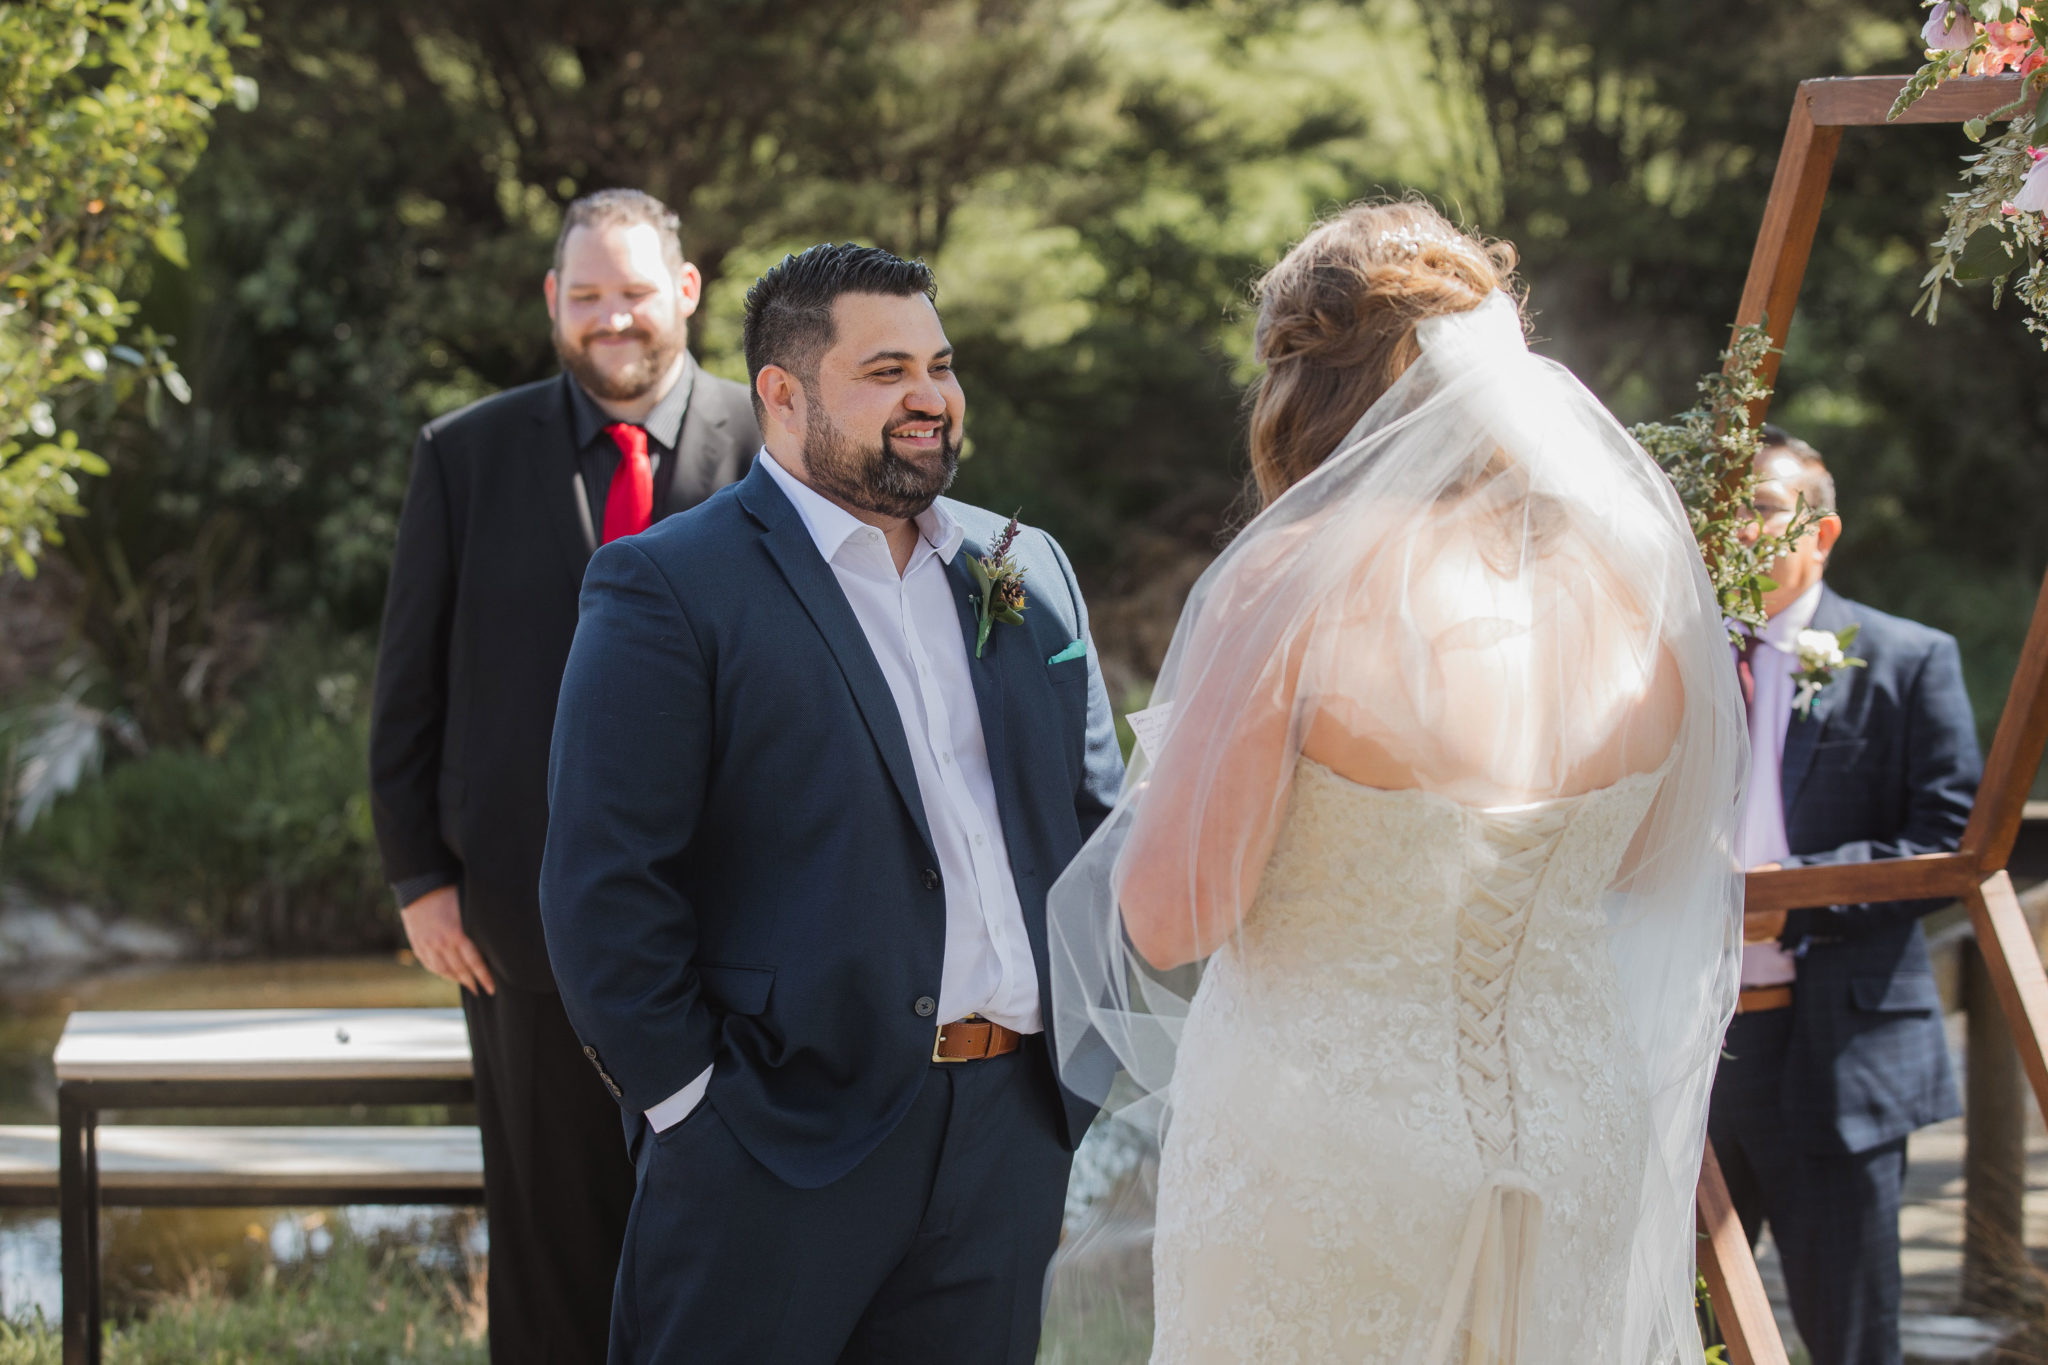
[370,362,761,991]
[1764,586,1981,1152]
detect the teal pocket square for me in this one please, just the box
[1048,639,1087,666]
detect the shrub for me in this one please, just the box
[0,631,393,954]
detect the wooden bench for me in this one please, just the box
[0,1124,483,1208]
[53,1008,476,1364]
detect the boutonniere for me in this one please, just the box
[1791,624,1865,720]
[967,512,1027,659]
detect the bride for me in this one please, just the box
[1047,202,1746,1362]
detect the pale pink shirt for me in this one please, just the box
[646,453,1040,1132]
[1736,579,1823,988]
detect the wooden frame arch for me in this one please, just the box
[1696,71,2039,1365]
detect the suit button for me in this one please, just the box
[582,1045,597,1060]
[921,869,940,891]
[914,996,937,1018]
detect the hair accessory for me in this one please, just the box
[1376,225,1468,256]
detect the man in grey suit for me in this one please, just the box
[370,189,759,1362]
[1709,428,1981,1365]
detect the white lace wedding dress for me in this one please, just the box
[1149,755,1671,1364]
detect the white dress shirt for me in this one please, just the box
[1735,579,1823,989]
[647,452,1039,1131]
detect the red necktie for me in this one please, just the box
[601,422,653,543]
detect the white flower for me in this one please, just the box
[1796,629,1847,671]
[2013,148,2048,215]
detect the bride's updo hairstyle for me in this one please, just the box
[1249,200,1520,505]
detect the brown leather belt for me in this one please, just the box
[933,1016,1022,1062]
[1737,985,1794,1014]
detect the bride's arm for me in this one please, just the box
[1118,607,1308,972]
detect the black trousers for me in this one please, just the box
[1709,1008,1908,1365]
[464,980,636,1365]
[610,1038,1073,1365]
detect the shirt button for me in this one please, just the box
[914,996,937,1018]
[921,868,940,891]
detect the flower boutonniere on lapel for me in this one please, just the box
[1791,624,1865,721]
[968,513,1028,659]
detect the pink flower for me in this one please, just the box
[1922,0,1978,51]
[1974,17,2040,73]
[2015,148,2048,214]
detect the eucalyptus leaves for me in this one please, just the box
[1895,1,2048,346]
[1629,325,1819,636]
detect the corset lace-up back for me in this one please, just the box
[1148,757,1672,1363]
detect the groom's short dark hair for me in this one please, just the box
[742,244,938,415]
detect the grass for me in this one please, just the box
[0,1231,486,1364]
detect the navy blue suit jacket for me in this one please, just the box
[539,457,1124,1189]
[1766,585,1980,1153]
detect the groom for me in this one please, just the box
[540,242,1123,1363]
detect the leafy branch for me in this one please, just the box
[1630,324,1819,632]
[0,0,255,575]
[1892,1,2048,349]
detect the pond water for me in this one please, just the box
[0,955,480,1322]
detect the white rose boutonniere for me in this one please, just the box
[1791,624,1865,721]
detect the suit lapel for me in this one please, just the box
[740,465,938,862]
[1780,585,1852,811]
[665,357,729,517]
[538,375,596,588]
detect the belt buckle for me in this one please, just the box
[932,1013,980,1063]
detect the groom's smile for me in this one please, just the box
[757,288,967,528]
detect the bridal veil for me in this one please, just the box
[1047,287,1747,1358]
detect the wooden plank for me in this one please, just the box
[1803,73,2028,128]
[1960,936,2029,1312]
[52,1009,472,1083]
[1732,91,1842,420]
[0,1125,482,1192]
[1741,852,1976,914]
[1698,1143,1792,1365]
[1963,567,2048,870]
[1964,872,2048,1131]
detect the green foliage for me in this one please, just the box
[0,0,253,575]
[1888,8,2048,341]
[1916,110,2048,341]
[0,1232,483,1364]
[22,0,2048,908]
[1427,0,2047,756]
[1631,324,1819,631]
[0,633,389,953]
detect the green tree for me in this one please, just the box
[0,0,252,575]
[1428,0,2048,749]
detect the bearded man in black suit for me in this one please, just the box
[369,188,759,1362]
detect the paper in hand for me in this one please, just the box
[1124,702,1176,764]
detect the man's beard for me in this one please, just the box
[802,402,960,520]
[554,316,685,402]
